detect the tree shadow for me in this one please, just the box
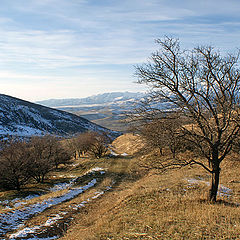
[199,199,240,207]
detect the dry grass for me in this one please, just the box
[111,133,144,155]
[60,134,240,240]
[1,133,240,239]
[60,165,240,239]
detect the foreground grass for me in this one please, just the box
[60,134,240,240]
[1,133,240,239]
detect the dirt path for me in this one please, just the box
[0,147,133,240]
[0,167,115,240]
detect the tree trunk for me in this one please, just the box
[209,165,220,202]
[159,148,163,155]
[16,180,21,191]
[41,175,45,183]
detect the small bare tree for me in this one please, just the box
[66,132,96,159]
[28,136,55,183]
[0,140,31,191]
[139,117,182,157]
[66,138,78,160]
[88,132,109,159]
[51,140,72,169]
[135,37,240,202]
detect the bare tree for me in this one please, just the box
[51,140,72,169]
[66,132,96,159]
[28,136,55,183]
[0,140,31,191]
[74,132,95,157]
[66,138,78,160]
[88,132,109,159]
[135,37,240,202]
[139,117,182,157]
[28,135,72,183]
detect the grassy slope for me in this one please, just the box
[60,134,240,240]
[1,133,240,239]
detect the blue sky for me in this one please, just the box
[0,0,240,101]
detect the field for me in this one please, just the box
[73,108,128,132]
[1,134,240,239]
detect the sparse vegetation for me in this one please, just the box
[133,37,240,202]
[136,118,183,157]
[1,132,240,239]
[67,131,110,159]
[2,39,240,237]
[0,135,72,190]
[59,133,240,240]
[88,132,110,159]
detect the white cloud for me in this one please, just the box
[0,0,239,100]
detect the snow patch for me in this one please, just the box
[87,167,105,175]
[186,178,232,197]
[49,177,78,192]
[0,179,97,237]
[9,181,115,240]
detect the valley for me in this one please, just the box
[1,134,240,239]
[36,92,145,131]
[1,0,239,239]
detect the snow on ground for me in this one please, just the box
[9,181,115,240]
[0,195,40,209]
[87,167,105,175]
[218,185,232,197]
[0,178,79,210]
[1,168,104,210]
[0,167,108,238]
[109,148,119,156]
[187,178,232,197]
[49,177,78,192]
[108,147,128,157]
[0,179,97,238]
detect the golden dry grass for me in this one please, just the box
[111,133,144,155]
[60,134,240,240]
[1,133,240,239]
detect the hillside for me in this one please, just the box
[0,134,240,240]
[0,134,240,239]
[60,134,240,240]
[0,94,119,138]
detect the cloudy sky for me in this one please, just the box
[0,0,240,101]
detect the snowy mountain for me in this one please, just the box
[0,94,119,138]
[36,92,145,131]
[36,92,175,131]
[36,92,145,108]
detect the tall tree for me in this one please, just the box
[135,37,240,202]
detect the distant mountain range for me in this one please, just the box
[36,92,174,131]
[0,94,119,139]
[36,92,145,108]
[36,92,146,131]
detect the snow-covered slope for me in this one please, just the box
[0,94,119,138]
